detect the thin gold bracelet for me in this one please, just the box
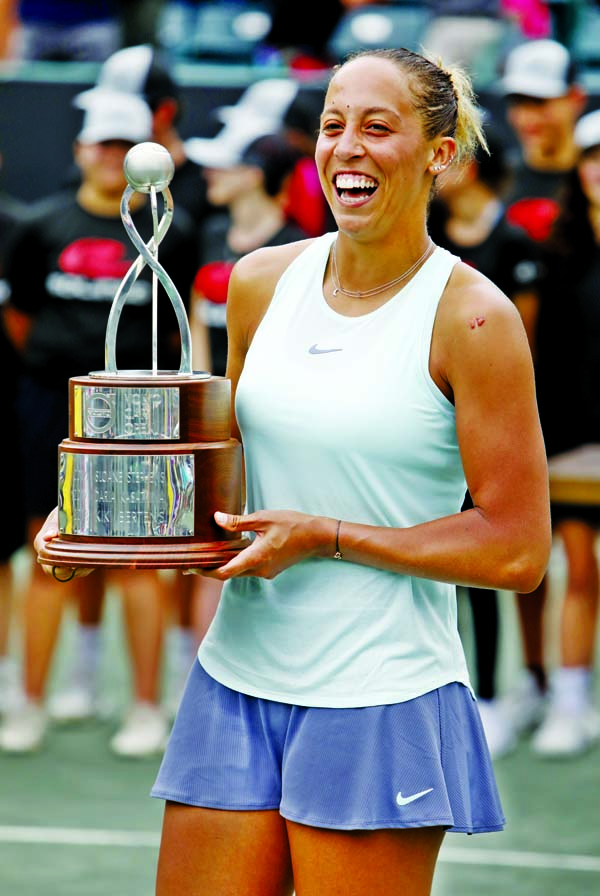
[334,519,343,560]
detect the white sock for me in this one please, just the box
[0,655,14,673]
[551,666,593,714]
[167,626,196,663]
[73,624,102,694]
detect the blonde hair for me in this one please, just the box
[335,47,488,164]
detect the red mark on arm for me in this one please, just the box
[469,316,486,329]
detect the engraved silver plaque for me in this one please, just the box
[73,384,181,440]
[58,452,195,538]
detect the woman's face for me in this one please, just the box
[578,145,600,208]
[75,140,132,198]
[315,56,442,240]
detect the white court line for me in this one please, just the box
[440,846,600,873]
[0,826,159,848]
[0,827,599,873]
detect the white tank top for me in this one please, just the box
[198,232,472,707]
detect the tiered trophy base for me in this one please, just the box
[38,534,251,570]
[37,370,250,573]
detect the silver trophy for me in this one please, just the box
[38,142,248,571]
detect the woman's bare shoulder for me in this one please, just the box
[233,237,317,291]
[440,259,524,333]
[227,236,318,345]
[432,260,530,395]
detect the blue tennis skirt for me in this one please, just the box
[151,661,505,833]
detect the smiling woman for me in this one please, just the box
[33,46,551,896]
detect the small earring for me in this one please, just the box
[431,165,443,173]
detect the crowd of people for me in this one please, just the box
[0,17,599,895]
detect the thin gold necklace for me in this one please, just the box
[331,239,435,298]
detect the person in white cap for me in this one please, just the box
[510,106,600,758]
[75,44,211,226]
[496,38,589,748]
[0,89,198,757]
[501,39,587,241]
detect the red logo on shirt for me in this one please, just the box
[59,238,132,279]
[506,198,560,242]
[193,261,234,304]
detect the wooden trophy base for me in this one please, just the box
[37,371,249,572]
[38,534,251,571]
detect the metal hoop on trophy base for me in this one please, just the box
[38,142,249,571]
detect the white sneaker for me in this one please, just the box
[0,658,25,714]
[110,702,169,758]
[531,705,600,758]
[0,701,47,752]
[47,685,98,723]
[477,698,517,759]
[497,671,547,737]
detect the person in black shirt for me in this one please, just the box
[493,38,589,744]
[520,109,600,757]
[501,39,587,244]
[429,123,542,759]
[0,90,197,756]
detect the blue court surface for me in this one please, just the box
[0,542,599,895]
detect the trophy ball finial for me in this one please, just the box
[124,142,175,193]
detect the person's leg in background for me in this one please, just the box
[0,517,98,752]
[163,572,198,719]
[531,518,600,756]
[467,587,518,758]
[503,578,549,742]
[163,573,222,719]
[191,575,222,645]
[0,558,23,715]
[47,583,106,723]
[110,568,169,757]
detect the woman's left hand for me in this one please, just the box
[34,507,95,580]
[186,509,333,580]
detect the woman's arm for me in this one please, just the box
[213,263,551,592]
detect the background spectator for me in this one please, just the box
[0,90,197,756]
[429,122,543,758]
[496,38,589,752]
[520,108,600,756]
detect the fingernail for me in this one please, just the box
[214,511,227,524]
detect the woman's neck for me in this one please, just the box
[77,183,146,217]
[443,185,502,247]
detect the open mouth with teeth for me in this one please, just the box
[335,173,378,204]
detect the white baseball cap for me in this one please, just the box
[575,109,600,151]
[501,39,575,99]
[74,44,179,110]
[185,113,284,169]
[76,89,152,145]
[214,79,299,125]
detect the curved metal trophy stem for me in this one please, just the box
[104,184,193,375]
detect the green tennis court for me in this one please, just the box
[1,542,599,895]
